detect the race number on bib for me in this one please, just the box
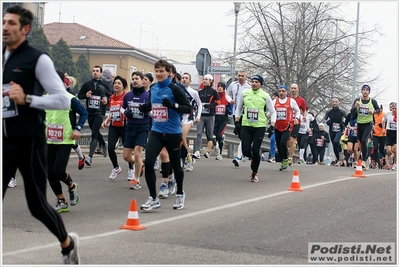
[152,103,168,122]
[2,83,19,118]
[215,105,226,115]
[47,124,64,142]
[88,95,101,109]
[110,104,121,121]
[246,108,259,123]
[129,102,144,119]
[276,107,287,120]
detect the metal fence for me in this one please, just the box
[77,123,278,159]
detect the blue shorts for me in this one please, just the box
[124,123,150,149]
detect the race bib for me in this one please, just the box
[47,124,64,142]
[246,108,259,123]
[389,121,397,130]
[316,138,324,147]
[332,122,341,132]
[359,106,369,116]
[110,104,121,121]
[2,83,19,118]
[276,107,287,120]
[129,102,144,119]
[215,105,226,115]
[202,103,210,114]
[152,103,168,122]
[88,95,101,109]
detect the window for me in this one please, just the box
[103,64,117,76]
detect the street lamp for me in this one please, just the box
[351,2,360,104]
[232,2,241,82]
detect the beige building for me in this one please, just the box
[43,22,161,80]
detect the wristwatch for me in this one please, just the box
[76,125,82,131]
[174,103,179,109]
[25,94,33,106]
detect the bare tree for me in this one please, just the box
[216,2,382,117]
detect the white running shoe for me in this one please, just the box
[62,232,80,264]
[127,169,134,181]
[192,151,201,159]
[8,177,17,188]
[173,191,186,210]
[140,196,161,211]
[109,166,122,180]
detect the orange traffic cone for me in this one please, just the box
[351,159,367,178]
[120,199,146,231]
[288,170,303,192]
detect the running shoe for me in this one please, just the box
[204,151,210,158]
[127,168,134,181]
[288,158,293,166]
[62,232,80,264]
[279,159,289,171]
[251,173,259,183]
[298,159,306,164]
[8,177,17,188]
[85,156,92,167]
[216,155,223,160]
[168,178,177,195]
[129,178,141,190]
[392,164,397,170]
[55,200,69,213]
[140,196,161,211]
[173,191,186,210]
[109,166,122,180]
[232,157,241,167]
[185,161,193,171]
[158,183,169,198]
[192,151,201,159]
[214,143,219,156]
[242,156,247,162]
[69,183,80,206]
[102,143,107,157]
[154,156,160,170]
[267,157,275,163]
[78,155,85,170]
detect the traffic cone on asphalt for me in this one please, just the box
[120,199,146,231]
[351,159,367,178]
[288,170,303,192]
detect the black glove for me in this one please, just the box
[203,104,210,109]
[267,125,275,138]
[124,108,133,119]
[326,120,331,126]
[138,104,146,113]
[162,98,174,108]
[233,121,241,136]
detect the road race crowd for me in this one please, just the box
[3,5,397,264]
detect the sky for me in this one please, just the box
[42,1,398,109]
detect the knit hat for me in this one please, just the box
[251,74,264,85]
[204,74,213,80]
[279,84,288,90]
[318,123,324,127]
[217,82,226,89]
[361,84,371,92]
[144,73,154,83]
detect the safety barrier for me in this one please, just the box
[76,123,277,159]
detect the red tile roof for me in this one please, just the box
[43,22,135,49]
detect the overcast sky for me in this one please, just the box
[43,1,398,108]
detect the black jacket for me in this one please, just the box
[3,40,45,137]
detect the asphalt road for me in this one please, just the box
[2,153,397,265]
